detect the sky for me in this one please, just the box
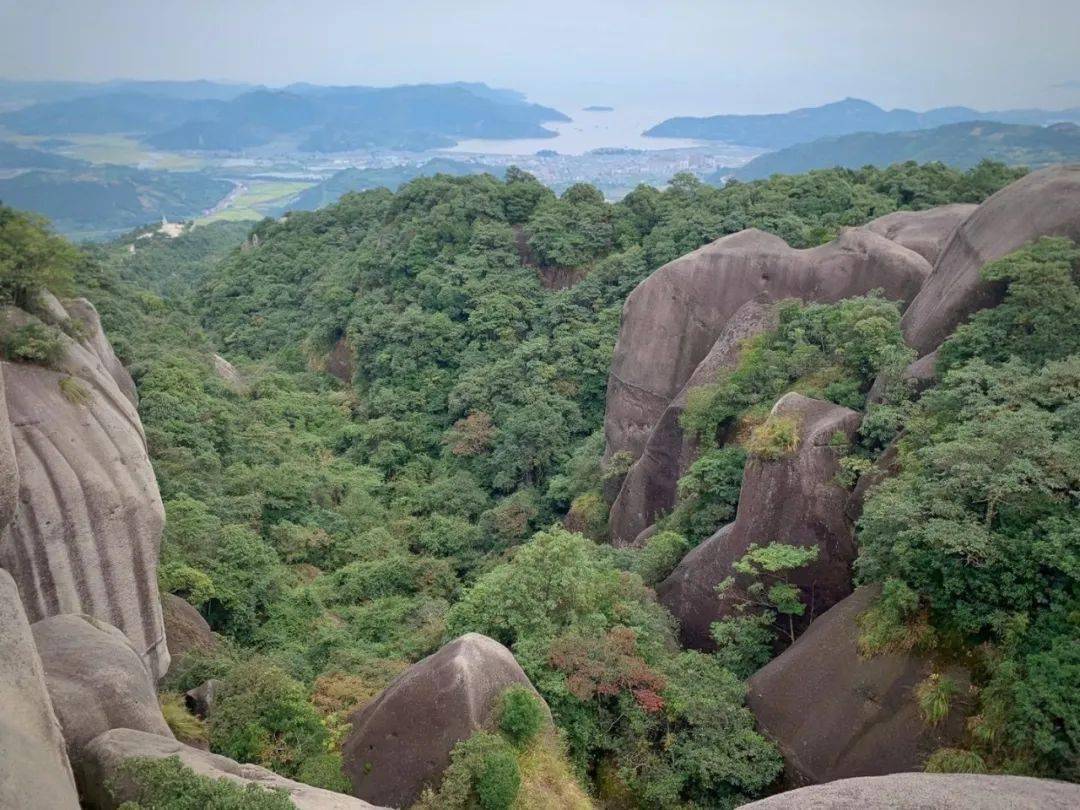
[3,0,1080,117]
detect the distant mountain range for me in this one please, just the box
[711,121,1080,182]
[646,97,1080,148]
[274,158,503,214]
[0,141,87,170]
[0,81,569,153]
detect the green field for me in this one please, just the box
[197,180,316,223]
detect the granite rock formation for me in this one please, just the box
[0,569,80,810]
[746,586,970,786]
[32,613,173,769]
[901,165,1080,355]
[736,773,1080,809]
[81,728,386,810]
[342,632,550,808]
[0,297,169,679]
[865,204,976,265]
[657,393,860,649]
[161,592,215,674]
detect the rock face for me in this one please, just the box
[0,298,169,679]
[342,632,550,808]
[610,295,777,546]
[865,204,976,265]
[604,227,930,468]
[657,394,860,649]
[161,593,215,673]
[736,773,1080,809]
[326,334,355,383]
[32,613,173,769]
[901,165,1080,356]
[80,728,386,810]
[746,586,970,786]
[0,570,81,810]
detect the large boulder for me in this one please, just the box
[901,165,1080,356]
[736,773,1080,809]
[342,632,550,808]
[0,570,80,810]
[31,613,173,769]
[80,728,385,810]
[657,393,860,649]
[162,592,215,673]
[0,298,169,679]
[604,227,930,466]
[746,586,970,786]
[865,204,976,265]
[610,295,777,546]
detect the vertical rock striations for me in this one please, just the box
[0,298,169,679]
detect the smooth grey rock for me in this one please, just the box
[610,295,777,546]
[901,165,1080,356]
[657,393,860,649]
[0,570,80,810]
[746,586,970,786]
[0,300,169,679]
[32,613,173,769]
[736,773,1080,809]
[604,227,930,467]
[866,204,977,264]
[80,728,386,810]
[185,678,221,719]
[342,632,550,808]
[62,297,138,406]
[162,592,215,675]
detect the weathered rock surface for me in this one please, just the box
[212,352,245,392]
[604,227,930,466]
[866,204,976,264]
[657,393,860,649]
[736,773,1080,809]
[62,297,138,405]
[0,299,169,679]
[162,592,215,673]
[32,613,173,768]
[342,632,550,808]
[746,586,970,786]
[901,165,1080,355]
[80,728,386,810]
[610,295,777,546]
[0,569,80,810]
[185,678,221,719]
[325,334,355,383]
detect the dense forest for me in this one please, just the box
[3,157,1076,807]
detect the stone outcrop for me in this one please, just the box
[657,393,860,649]
[80,728,386,810]
[0,569,80,810]
[212,352,245,392]
[746,586,970,786]
[901,165,1080,356]
[865,204,976,265]
[736,773,1080,809]
[326,334,355,383]
[610,295,777,546]
[0,298,169,679]
[32,613,173,769]
[162,593,215,673]
[342,632,551,808]
[604,227,930,469]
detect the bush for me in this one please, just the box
[497,686,546,748]
[112,756,294,809]
[0,322,66,366]
[634,530,689,585]
[414,732,521,810]
[476,746,521,810]
[160,693,208,747]
[745,414,800,460]
[58,375,92,405]
[924,748,988,774]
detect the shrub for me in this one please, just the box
[476,745,521,810]
[0,322,66,366]
[496,685,546,748]
[59,375,92,405]
[563,491,608,541]
[915,674,958,726]
[414,732,521,810]
[112,756,294,809]
[924,748,988,774]
[159,693,207,747]
[634,530,690,585]
[745,414,800,460]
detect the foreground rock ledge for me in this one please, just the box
[342,632,550,808]
[736,773,1080,809]
[80,728,386,810]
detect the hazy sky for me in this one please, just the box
[3,0,1080,116]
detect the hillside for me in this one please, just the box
[2,160,1078,809]
[715,121,1080,180]
[645,97,1080,148]
[1,82,570,152]
[0,165,232,239]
